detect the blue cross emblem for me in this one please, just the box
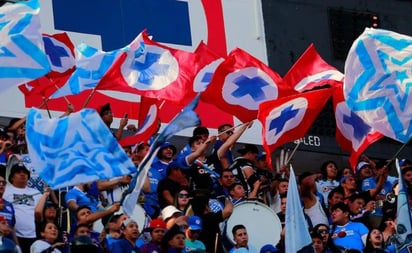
[132,52,170,85]
[269,105,299,135]
[43,37,70,67]
[232,75,269,102]
[343,111,370,141]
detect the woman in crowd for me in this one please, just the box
[313,223,337,253]
[316,161,339,207]
[363,228,395,253]
[174,188,190,213]
[30,222,64,253]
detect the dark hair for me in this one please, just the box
[39,222,58,235]
[193,126,209,137]
[74,223,90,235]
[228,182,243,192]
[364,228,385,252]
[189,135,204,147]
[348,193,365,203]
[327,187,344,201]
[320,160,338,180]
[232,224,246,237]
[76,205,91,219]
[190,197,209,216]
[298,172,313,185]
[218,124,233,133]
[331,202,349,214]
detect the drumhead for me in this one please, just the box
[224,201,282,250]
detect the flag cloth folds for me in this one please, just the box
[285,166,314,253]
[283,43,344,93]
[258,87,334,166]
[202,47,296,122]
[395,159,412,253]
[0,0,50,93]
[26,108,136,189]
[333,85,383,170]
[98,30,200,105]
[344,28,412,143]
[51,43,126,99]
[121,94,201,216]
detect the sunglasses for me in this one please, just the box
[178,193,189,198]
[317,229,329,234]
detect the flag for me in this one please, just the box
[395,158,412,253]
[202,47,296,122]
[285,166,314,253]
[258,88,334,166]
[333,85,383,170]
[137,96,159,129]
[98,30,200,105]
[0,0,50,93]
[283,43,344,92]
[118,102,160,147]
[51,43,126,98]
[25,108,136,189]
[121,94,201,216]
[344,28,412,143]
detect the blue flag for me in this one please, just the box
[121,94,201,216]
[285,166,314,253]
[0,0,50,93]
[395,158,412,253]
[26,109,136,189]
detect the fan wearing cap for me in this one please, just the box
[97,103,128,141]
[184,215,206,253]
[260,244,280,253]
[161,224,186,253]
[330,202,369,252]
[110,218,142,253]
[140,219,167,253]
[229,144,261,198]
[3,163,43,253]
[0,215,18,253]
[0,175,16,240]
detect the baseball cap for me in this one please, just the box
[260,244,280,253]
[187,215,202,230]
[257,152,266,161]
[356,161,370,173]
[161,205,183,221]
[8,163,30,183]
[148,219,167,230]
[157,142,177,158]
[121,218,138,229]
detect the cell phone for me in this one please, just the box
[124,113,128,119]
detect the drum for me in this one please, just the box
[93,204,151,233]
[223,201,282,251]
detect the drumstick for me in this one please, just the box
[217,123,244,137]
[285,142,301,165]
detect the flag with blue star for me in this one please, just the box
[333,86,383,170]
[26,108,136,189]
[0,0,50,93]
[283,43,344,93]
[344,28,412,143]
[202,47,296,122]
[98,30,200,105]
[258,87,334,166]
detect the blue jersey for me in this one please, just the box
[362,176,396,216]
[316,180,339,207]
[143,168,163,218]
[332,221,369,252]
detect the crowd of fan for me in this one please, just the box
[0,104,411,253]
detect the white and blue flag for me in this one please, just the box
[26,108,136,189]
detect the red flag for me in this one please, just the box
[98,30,200,105]
[283,44,344,93]
[333,85,383,170]
[258,87,334,166]
[202,48,296,122]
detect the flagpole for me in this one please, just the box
[285,141,301,165]
[42,96,52,119]
[82,88,96,108]
[217,123,245,137]
[385,137,412,169]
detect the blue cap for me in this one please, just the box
[187,215,202,230]
[260,244,280,253]
[157,142,177,156]
[356,161,370,173]
[257,152,267,161]
[339,175,354,184]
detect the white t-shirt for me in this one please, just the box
[4,184,41,238]
[30,239,61,253]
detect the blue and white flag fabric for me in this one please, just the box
[121,94,201,216]
[285,166,314,253]
[395,158,412,253]
[51,43,127,98]
[344,28,412,143]
[0,0,50,93]
[26,108,136,189]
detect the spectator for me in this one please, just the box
[97,103,128,141]
[161,205,183,229]
[4,163,43,253]
[214,169,236,206]
[363,228,395,253]
[316,161,339,208]
[157,162,189,209]
[174,188,191,213]
[0,175,16,242]
[313,223,337,253]
[70,235,99,253]
[0,215,18,252]
[110,218,142,253]
[140,219,167,253]
[176,126,209,163]
[65,183,101,215]
[228,181,261,205]
[229,224,258,253]
[269,178,288,213]
[161,224,186,253]
[311,231,326,253]
[185,215,206,253]
[30,222,65,253]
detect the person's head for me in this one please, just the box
[166,162,187,183]
[356,161,373,179]
[8,163,30,187]
[176,188,190,210]
[339,175,357,191]
[402,166,412,187]
[98,103,113,126]
[331,203,350,225]
[232,224,248,248]
[163,224,185,250]
[279,194,287,214]
[348,194,365,215]
[190,197,210,216]
[313,223,330,244]
[0,175,7,195]
[147,219,167,244]
[320,161,338,180]
[327,188,344,209]
[366,228,384,248]
[311,232,325,253]
[218,124,233,142]
[260,244,280,253]
[256,152,268,170]
[193,126,209,142]
[76,206,92,224]
[186,215,202,241]
[71,235,99,253]
[132,142,150,166]
[189,135,205,153]
[298,172,316,193]
[237,144,259,162]
[220,169,236,188]
[74,223,91,237]
[161,205,183,229]
[277,178,289,195]
[157,142,177,161]
[0,216,10,236]
[229,182,246,199]
[40,222,59,243]
[44,201,58,221]
[121,218,140,241]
